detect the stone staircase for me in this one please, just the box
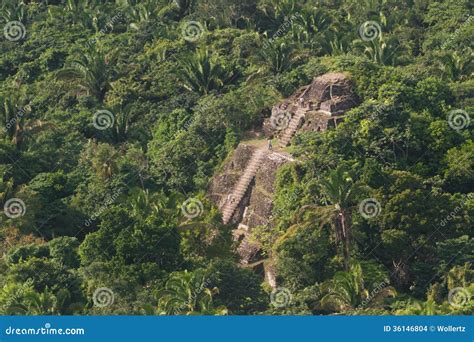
[279,110,305,147]
[222,148,265,224]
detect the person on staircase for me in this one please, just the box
[267,137,273,151]
[299,97,305,108]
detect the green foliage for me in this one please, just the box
[319,263,367,311]
[48,237,81,269]
[260,40,297,74]
[79,201,182,271]
[0,0,472,317]
[56,49,115,102]
[206,259,267,314]
[156,269,227,315]
[443,141,474,193]
[297,165,368,270]
[275,224,334,290]
[179,48,240,95]
[0,281,77,315]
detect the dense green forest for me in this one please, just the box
[0,0,472,315]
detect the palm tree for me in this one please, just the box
[319,264,396,312]
[22,288,66,315]
[290,8,332,50]
[328,33,351,56]
[156,269,227,315]
[0,281,33,315]
[108,104,134,143]
[298,166,366,270]
[124,0,163,28]
[0,96,50,150]
[84,141,119,179]
[262,0,299,22]
[47,0,96,29]
[326,22,353,56]
[437,51,473,81]
[72,3,96,29]
[128,188,173,218]
[173,0,195,18]
[261,40,296,74]
[0,0,27,23]
[56,49,114,102]
[0,95,20,139]
[359,37,403,66]
[0,284,70,315]
[179,49,238,95]
[319,263,367,311]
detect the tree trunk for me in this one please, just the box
[13,122,22,149]
[339,210,351,271]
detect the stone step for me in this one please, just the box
[278,114,304,147]
[222,148,266,224]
